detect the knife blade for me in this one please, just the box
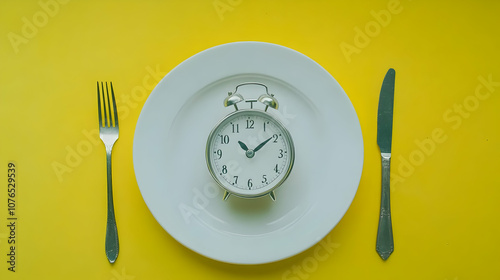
[376,68,395,260]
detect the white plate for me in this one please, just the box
[133,42,363,264]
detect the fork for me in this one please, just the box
[97,81,119,263]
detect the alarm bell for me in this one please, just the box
[258,93,279,111]
[223,92,244,110]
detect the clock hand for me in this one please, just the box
[238,141,249,151]
[253,137,273,153]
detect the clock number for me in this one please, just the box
[272,134,279,143]
[231,123,239,133]
[263,121,269,132]
[278,149,284,158]
[262,175,268,184]
[246,119,254,129]
[219,135,229,144]
[247,179,253,189]
[222,165,227,174]
[216,149,223,159]
[233,176,238,185]
[274,164,279,173]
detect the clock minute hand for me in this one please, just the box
[238,141,249,151]
[253,137,273,153]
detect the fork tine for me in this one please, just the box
[110,82,119,127]
[106,82,113,128]
[97,81,103,127]
[102,82,108,127]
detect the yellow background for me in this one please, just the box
[1,0,499,279]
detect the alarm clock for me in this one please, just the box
[205,83,295,201]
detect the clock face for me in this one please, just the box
[206,109,295,198]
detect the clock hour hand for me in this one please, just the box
[253,137,273,153]
[238,141,249,151]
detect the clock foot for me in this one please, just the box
[269,191,276,201]
[223,191,231,201]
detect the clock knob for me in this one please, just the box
[258,94,279,111]
[223,92,244,110]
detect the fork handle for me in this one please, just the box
[105,148,119,263]
[376,154,394,260]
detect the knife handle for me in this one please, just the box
[376,154,394,260]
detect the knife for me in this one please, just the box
[376,68,395,260]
